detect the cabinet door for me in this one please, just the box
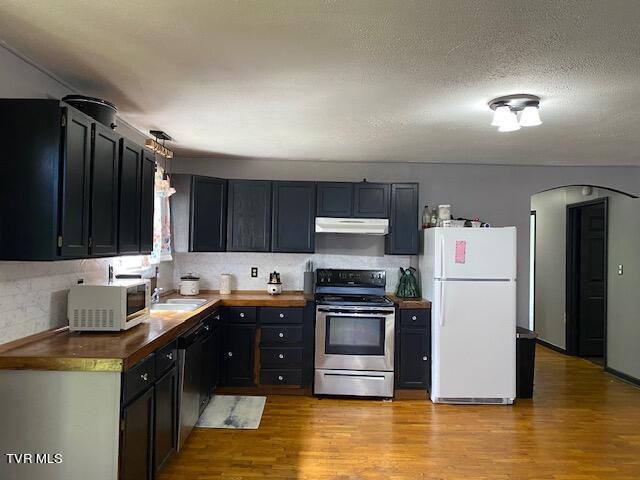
[353,183,390,218]
[210,323,222,391]
[118,139,142,253]
[120,387,154,480]
[316,182,353,217]
[272,181,316,253]
[221,324,256,386]
[227,180,271,252]
[140,150,156,254]
[90,123,120,256]
[60,107,92,258]
[154,366,178,474]
[191,176,227,251]
[397,326,430,389]
[386,183,419,255]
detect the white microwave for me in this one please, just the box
[68,279,151,331]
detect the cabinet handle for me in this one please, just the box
[412,315,417,321]
[279,313,285,318]
[204,325,210,331]
[228,352,233,357]
[278,375,284,381]
[166,352,173,361]
[239,312,245,318]
[278,353,284,359]
[215,315,220,320]
[278,332,284,338]
[422,356,428,361]
[140,373,149,381]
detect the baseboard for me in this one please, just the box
[604,366,640,388]
[536,338,567,354]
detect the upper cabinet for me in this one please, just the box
[139,150,156,254]
[192,176,227,252]
[272,181,316,253]
[227,180,272,252]
[316,182,353,217]
[353,182,390,218]
[386,183,419,255]
[90,122,120,256]
[0,99,154,260]
[118,139,143,254]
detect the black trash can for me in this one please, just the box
[516,326,537,398]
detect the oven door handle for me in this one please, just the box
[317,308,395,316]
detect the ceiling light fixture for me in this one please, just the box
[146,130,174,158]
[488,94,542,132]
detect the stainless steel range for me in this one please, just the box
[314,269,395,398]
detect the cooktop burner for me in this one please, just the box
[315,294,394,307]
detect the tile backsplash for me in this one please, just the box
[173,252,416,293]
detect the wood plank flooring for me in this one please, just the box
[159,346,640,480]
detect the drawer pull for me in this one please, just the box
[228,351,233,357]
[165,352,173,361]
[215,315,220,320]
[422,356,428,361]
[278,375,284,381]
[278,332,284,338]
[239,312,245,318]
[204,325,210,331]
[412,315,417,321]
[140,373,149,381]
[278,353,284,359]
[279,313,285,318]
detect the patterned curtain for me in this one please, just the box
[150,167,175,264]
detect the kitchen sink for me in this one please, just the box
[163,298,208,306]
[151,303,202,312]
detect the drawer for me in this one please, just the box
[260,347,303,367]
[123,353,156,405]
[261,325,303,345]
[260,368,302,386]
[260,307,303,324]
[400,309,429,327]
[226,307,257,323]
[155,340,177,377]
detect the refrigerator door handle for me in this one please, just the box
[440,235,446,280]
[439,280,446,327]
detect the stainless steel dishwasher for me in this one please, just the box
[176,320,205,451]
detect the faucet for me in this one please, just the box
[151,287,164,304]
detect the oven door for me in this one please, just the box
[315,306,395,371]
[125,283,150,326]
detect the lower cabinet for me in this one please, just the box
[221,323,256,386]
[120,386,155,480]
[259,307,305,387]
[154,366,178,473]
[396,309,431,390]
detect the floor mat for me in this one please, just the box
[196,395,266,429]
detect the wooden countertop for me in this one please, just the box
[0,291,310,373]
[0,290,429,373]
[388,295,431,310]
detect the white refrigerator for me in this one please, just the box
[420,227,517,404]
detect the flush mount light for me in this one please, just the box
[488,94,542,132]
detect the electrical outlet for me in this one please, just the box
[77,278,84,284]
[251,267,258,278]
[618,264,624,275]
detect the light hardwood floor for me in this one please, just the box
[159,346,640,479]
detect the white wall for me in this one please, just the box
[0,44,171,345]
[172,156,640,327]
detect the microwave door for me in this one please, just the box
[126,284,149,325]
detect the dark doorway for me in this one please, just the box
[566,198,608,358]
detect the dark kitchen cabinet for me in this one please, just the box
[153,366,178,473]
[386,183,419,255]
[90,122,120,256]
[59,107,93,258]
[353,182,390,218]
[191,176,227,251]
[227,180,272,252]
[272,181,316,253]
[139,150,156,254]
[221,324,256,386]
[118,139,142,254]
[396,310,431,390]
[120,386,154,480]
[316,182,353,217]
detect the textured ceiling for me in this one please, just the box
[1,0,640,165]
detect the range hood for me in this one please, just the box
[315,217,389,235]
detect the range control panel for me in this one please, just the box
[315,269,386,287]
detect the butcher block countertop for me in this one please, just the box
[0,291,311,373]
[0,291,429,373]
